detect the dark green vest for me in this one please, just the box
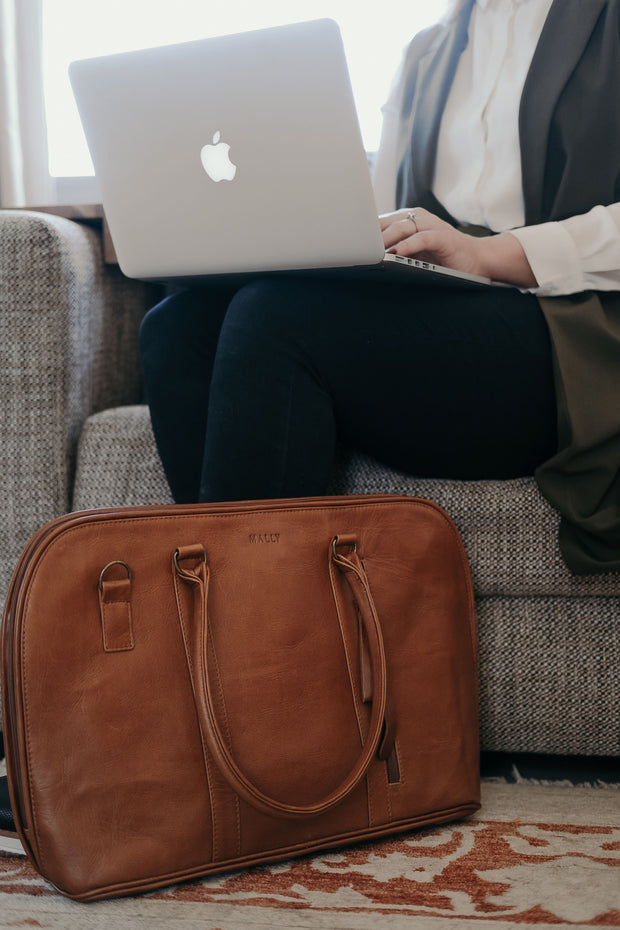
[395,0,620,574]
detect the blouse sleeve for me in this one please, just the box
[509,203,620,296]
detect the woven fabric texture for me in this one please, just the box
[73,405,172,512]
[72,405,620,756]
[0,211,158,610]
[476,596,619,755]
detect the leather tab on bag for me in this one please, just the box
[98,562,134,653]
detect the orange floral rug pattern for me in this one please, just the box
[0,783,619,929]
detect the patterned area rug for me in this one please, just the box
[0,782,619,929]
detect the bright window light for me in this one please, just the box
[42,0,448,178]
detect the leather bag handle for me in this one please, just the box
[173,537,388,820]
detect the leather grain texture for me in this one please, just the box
[1,495,479,901]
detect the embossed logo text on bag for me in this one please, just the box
[249,533,280,544]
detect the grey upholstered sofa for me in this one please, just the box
[2,209,619,758]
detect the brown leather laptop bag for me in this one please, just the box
[2,495,479,901]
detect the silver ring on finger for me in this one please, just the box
[407,211,418,234]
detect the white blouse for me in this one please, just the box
[372,0,620,296]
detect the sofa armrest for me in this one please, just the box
[0,209,160,605]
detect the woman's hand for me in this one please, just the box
[379,207,538,288]
[381,207,482,275]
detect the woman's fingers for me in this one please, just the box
[380,208,448,256]
[380,208,426,248]
[380,208,485,275]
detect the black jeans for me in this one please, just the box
[139,276,558,504]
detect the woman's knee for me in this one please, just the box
[140,293,182,365]
[140,288,229,368]
[141,291,197,352]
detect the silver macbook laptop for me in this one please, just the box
[69,18,493,289]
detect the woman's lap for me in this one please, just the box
[140,276,557,503]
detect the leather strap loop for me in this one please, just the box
[173,540,388,820]
[97,561,134,653]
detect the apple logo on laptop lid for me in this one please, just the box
[200,131,237,182]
